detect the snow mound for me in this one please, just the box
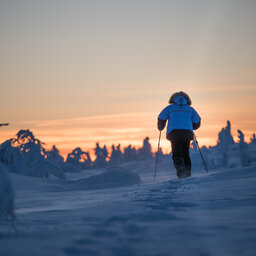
[0,163,15,219]
[62,167,141,190]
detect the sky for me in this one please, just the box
[0,0,255,157]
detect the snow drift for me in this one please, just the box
[58,167,141,191]
[0,163,15,219]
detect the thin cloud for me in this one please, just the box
[18,111,157,127]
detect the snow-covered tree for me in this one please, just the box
[0,163,15,221]
[238,130,245,144]
[123,145,138,162]
[102,145,108,160]
[157,147,164,157]
[93,143,108,168]
[109,144,123,166]
[155,147,167,161]
[138,137,153,160]
[13,129,45,157]
[46,145,64,166]
[238,130,251,167]
[217,121,234,168]
[0,140,24,173]
[0,130,65,179]
[250,133,256,144]
[66,147,92,170]
[217,121,234,146]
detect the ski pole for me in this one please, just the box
[194,134,208,173]
[154,130,161,181]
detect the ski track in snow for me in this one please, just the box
[1,162,256,256]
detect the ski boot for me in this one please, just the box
[173,157,187,179]
[180,166,191,179]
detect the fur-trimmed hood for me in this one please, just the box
[169,91,192,106]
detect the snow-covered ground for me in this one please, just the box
[0,159,256,256]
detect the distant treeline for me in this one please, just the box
[0,121,255,179]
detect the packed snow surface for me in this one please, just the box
[1,160,256,256]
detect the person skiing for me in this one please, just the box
[157,91,201,178]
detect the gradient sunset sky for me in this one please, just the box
[0,0,255,157]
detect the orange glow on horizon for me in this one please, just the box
[0,110,255,160]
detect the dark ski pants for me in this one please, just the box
[170,140,191,177]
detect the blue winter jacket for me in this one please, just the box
[158,95,201,136]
